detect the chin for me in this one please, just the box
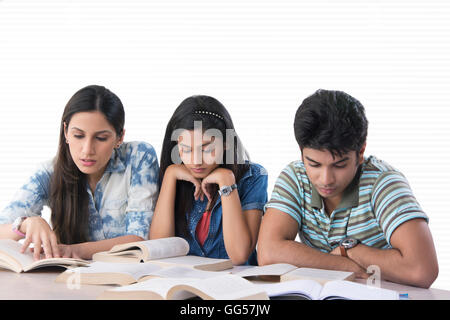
[76,164,98,175]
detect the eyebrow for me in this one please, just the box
[179,142,213,148]
[305,156,350,165]
[70,127,113,135]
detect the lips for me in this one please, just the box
[319,187,336,195]
[191,167,206,174]
[80,159,97,167]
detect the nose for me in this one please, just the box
[81,138,95,156]
[319,167,335,187]
[189,148,201,165]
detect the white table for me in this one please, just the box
[0,267,449,300]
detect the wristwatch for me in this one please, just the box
[218,184,237,197]
[339,237,360,257]
[12,216,27,237]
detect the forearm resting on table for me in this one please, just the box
[258,238,368,278]
[347,244,438,288]
[346,219,439,288]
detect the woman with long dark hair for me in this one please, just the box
[0,85,159,260]
[149,95,267,265]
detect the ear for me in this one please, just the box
[116,128,126,147]
[63,122,68,141]
[358,142,367,165]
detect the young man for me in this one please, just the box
[257,89,438,288]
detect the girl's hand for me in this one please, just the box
[167,164,204,201]
[20,216,60,260]
[201,168,236,202]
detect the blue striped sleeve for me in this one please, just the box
[264,162,304,227]
[371,171,428,246]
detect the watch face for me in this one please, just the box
[220,186,232,196]
[342,238,358,248]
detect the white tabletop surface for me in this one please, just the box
[0,266,449,300]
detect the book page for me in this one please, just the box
[141,237,190,260]
[234,263,297,278]
[65,261,164,281]
[150,266,229,279]
[0,239,36,270]
[152,255,229,268]
[320,280,399,300]
[282,268,354,285]
[110,277,199,299]
[171,275,268,300]
[25,257,88,272]
[254,279,324,300]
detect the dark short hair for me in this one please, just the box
[294,89,368,157]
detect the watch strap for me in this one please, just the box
[339,245,347,257]
[219,183,237,196]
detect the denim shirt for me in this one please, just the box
[0,141,160,240]
[179,162,268,265]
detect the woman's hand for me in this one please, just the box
[20,216,60,260]
[166,164,205,201]
[201,168,236,202]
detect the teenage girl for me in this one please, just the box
[0,85,159,260]
[150,95,267,265]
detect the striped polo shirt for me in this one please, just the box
[265,156,428,253]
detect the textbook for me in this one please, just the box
[257,279,400,300]
[0,239,89,273]
[55,261,229,286]
[92,237,232,271]
[280,267,355,285]
[97,274,270,300]
[234,263,355,284]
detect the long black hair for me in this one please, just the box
[50,85,125,244]
[159,95,250,238]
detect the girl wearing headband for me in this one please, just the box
[150,95,267,265]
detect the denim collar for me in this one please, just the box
[104,148,126,174]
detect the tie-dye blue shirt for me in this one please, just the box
[0,141,160,240]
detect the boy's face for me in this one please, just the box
[302,145,365,204]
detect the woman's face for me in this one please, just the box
[64,111,124,182]
[177,129,224,179]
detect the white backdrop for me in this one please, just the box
[0,0,449,290]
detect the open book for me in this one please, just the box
[234,263,355,285]
[55,261,229,286]
[92,237,232,271]
[97,274,269,300]
[256,279,399,300]
[0,239,89,273]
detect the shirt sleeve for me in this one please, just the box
[124,142,160,239]
[0,161,52,224]
[264,162,304,227]
[371,171,428,246]
[238,163,268,212]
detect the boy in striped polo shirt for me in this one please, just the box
[258,89,438,288]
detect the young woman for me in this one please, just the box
[149,95,267,265]
[0,85,159,260]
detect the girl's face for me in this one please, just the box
[177,129,224,179]
[64,111,124,183]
